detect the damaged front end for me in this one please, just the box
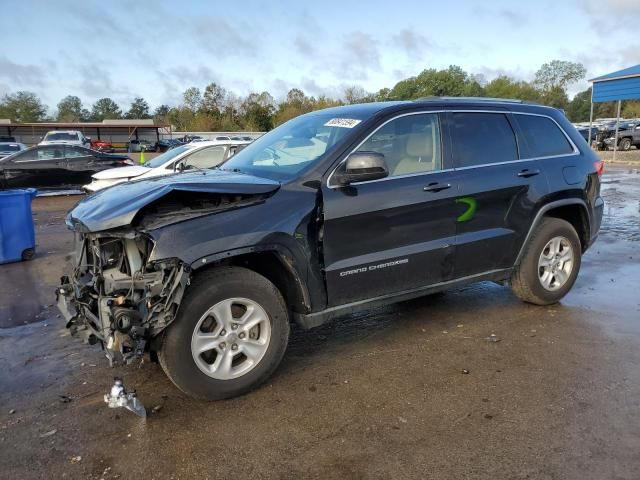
[56,228,189,366]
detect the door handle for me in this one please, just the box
[423,182,452,192]
[517,169,541,178]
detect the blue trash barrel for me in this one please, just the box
[0,188,38,264]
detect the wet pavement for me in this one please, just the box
[1,167,639,479]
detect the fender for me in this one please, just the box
[514,198,589,265]
[190,243,314,312]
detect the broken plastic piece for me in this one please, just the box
[104,378,146,418]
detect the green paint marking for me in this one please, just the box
[455,197,477,222]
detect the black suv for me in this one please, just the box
[57,98,604,400]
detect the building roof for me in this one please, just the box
[589,65,640,103]
[590,64,640,82]
[0,119,169,128]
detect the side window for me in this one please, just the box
[15,146,64,162]
[65,146,89,158]
[354,113,441,177]
[450,112,517,167]
[183,146,227,169]
[515,115,574,158]
[37,146,65,160]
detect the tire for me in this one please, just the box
[619,138,632,151]
[511,217,581,305]
[158,267,290,400]
[21,248,35,261]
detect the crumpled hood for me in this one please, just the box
[67,169,280,232]
[92,165,150,180]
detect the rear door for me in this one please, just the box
[445,111,549,278]
[321,112,460,306]
[64,146,103,184]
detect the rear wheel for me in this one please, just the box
[159,267,290,400]
[619,137,632,151]
[21,248,35,261]
[511,218,581,305]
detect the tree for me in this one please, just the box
[91,98,122,121]
[56,95,85,122]
[484,76,541,102]
[566,88,592,122]
[0,91,47,122]
[202,83,227,116]
[389,65,482,99]
[126,97,150,119]
[183,87,202,112]
[153,104,170,123]
[343,85,370,104]
[242,92,275,131]
[534,60,586,91]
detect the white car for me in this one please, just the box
[84,140,250,192]
[39,130,90,147]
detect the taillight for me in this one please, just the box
[594,160,604,177]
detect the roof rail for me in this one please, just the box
[414,96,526,104]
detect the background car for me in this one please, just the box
[128,139,158,152]
[157,138,185,152]
[85,140,250,192]
[0,145,134,189]
[39,130,91,147]
[0,142,27,159]
[90,139,115,152]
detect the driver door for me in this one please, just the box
[3,146,68,188]
[321,112,460,306]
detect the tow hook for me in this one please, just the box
[104,378,147,418]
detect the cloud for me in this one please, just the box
[578,0,640,38]
[0,57,47,87]
[294,35,315,56]
[335,31,381,80]
[187,16,258,58]
[391,30,431,59]
[498,8,526,24]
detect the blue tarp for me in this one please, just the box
[590,64,640,103]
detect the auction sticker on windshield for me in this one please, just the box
[324,118,362,128]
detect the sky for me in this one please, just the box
[1,0,639,114]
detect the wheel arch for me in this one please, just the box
[190,247,312,315]
[515,199,590,265]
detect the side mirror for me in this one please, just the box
[336,152,389,185]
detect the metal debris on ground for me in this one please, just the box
[486,334,501,343]
[59,395,71,403]
[104,378,146,418]
[9,409,15,414]
[70,455,82,464]
[39,429,57,438]
[462,369,470,374]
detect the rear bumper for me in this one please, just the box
[588,196,605,249]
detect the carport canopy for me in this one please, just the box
[588,64,640,158]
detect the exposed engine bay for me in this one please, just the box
[56,230,189,366]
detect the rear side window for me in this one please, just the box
[450,113,517,167]
[515,115,574,158]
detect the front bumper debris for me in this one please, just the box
[104,378,146,418]
[56,232,190,366]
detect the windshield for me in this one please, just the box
[44,132,79,141]
[219,112,368,181]
[144,145,191,168]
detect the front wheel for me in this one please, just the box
[159,267,290,400]
[511,218,581,305]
